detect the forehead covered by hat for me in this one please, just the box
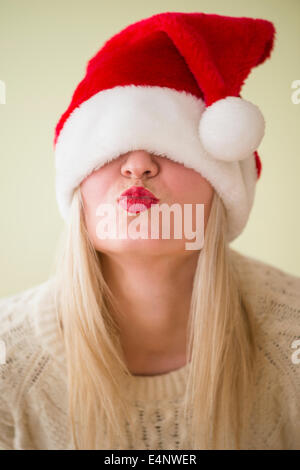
[53,11,276,242]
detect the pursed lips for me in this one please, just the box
[117,186,160,212]
[118,186,159,201]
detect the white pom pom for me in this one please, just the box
[198,96,265,162]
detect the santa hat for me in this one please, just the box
[53,11,276,242]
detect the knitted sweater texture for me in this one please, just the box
[0,249,300,450]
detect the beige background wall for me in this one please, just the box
[0,0,299,297]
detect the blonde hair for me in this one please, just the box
[53,186,259,449]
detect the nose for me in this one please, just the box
[120,150,159,180]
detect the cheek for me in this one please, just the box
[168,167,214,204]
[80,168,115,214]
[80,168,121,248]
[81,177,105,207]
[195,178,214,204]
[170,168,214,228]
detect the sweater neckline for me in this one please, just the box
[123,360,191,402]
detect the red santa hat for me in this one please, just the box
[53,11,276,242]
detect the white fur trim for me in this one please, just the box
[54,85,258,242]
[199,96,265,162]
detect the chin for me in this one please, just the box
[95,238,188,257]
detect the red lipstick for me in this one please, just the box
[117,186,159,213]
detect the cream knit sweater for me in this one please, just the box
[0,248,300,450]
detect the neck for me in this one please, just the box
[99,251,199,374]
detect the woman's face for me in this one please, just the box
[80,150,214,256]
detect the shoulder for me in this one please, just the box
[230,249,300,445]
[0,280,67,449]
[0,277,59,351]
[230,247,300,288]
[0,277,65,404]
[230,248,300,317]
[230,248,300,344]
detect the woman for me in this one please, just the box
[0,11,300,450]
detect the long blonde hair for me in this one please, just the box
[53,186,259,449]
